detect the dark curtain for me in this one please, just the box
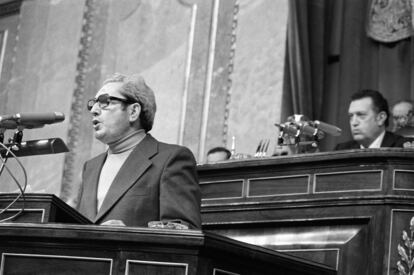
[282,0,414,151]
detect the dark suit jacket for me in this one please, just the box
[77,134,201,229]
[335,131,408,150]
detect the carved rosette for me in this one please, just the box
[367,0,413,43]
[397,217,414,275]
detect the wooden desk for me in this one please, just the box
[0,223,334,275]
[0,194,334,274]
[198,148,414,275]
[0,194,90,224]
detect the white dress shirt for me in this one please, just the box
[360,130,385,149]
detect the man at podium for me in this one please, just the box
[76,73,201,229]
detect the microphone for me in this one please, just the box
[300,123,318,136]
[275,123,300,136]
[314,120,342,136]
[0,138,69,157]
[0,120,43,129]
[0,112,65,129]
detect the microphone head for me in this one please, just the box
[15,112,65,124]
[314,120,342,136]
[0,138,69,157]
[0,112,65,129]
[55,112,65,122]
[282,123,300,136]
[301,124,318,136]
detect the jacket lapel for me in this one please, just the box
[94,135,158,223]
[81,153,106,220]
[380,131,394,147]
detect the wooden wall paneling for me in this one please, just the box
[198,149,414,275]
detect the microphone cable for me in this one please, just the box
[0,141,27,222]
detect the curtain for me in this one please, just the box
[283,0,414,151]
[282,0,327,120]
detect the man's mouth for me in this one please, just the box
[92,120,101,129]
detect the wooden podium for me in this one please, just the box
[198,148,414,275]
[0,193,90,224]
[0,194,335,274]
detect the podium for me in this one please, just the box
[198,148,414,275]
[0,193,90,224]
[0,194,335,274]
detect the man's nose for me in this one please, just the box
[398,117,408,123]
[350,116,358,126]
[90,102,100,115]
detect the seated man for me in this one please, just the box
[77,73,201,229]
[391,100,414,137]
[206,146,231,163]
[335,89,409,150]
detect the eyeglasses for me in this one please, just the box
[87,94,136,111]
[393,111,413,121]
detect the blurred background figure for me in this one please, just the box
[391,100,414,137]
[206,147,231,163]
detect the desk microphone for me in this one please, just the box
[275,123,300,136]
[300,124,318,136]
[314,120,342,136]
[0,112,65,129]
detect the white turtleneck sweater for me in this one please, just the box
[96,129,146,211]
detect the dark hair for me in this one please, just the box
[207,147,231,159]
[104,73,156,132]
[351,89,389,127]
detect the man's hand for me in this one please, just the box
[100,220,126,226]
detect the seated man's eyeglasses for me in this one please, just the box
[393,111,413,123]
[87,93,136,111]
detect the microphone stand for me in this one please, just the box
[0,128,4,144]
[0,119,67,222]
[0,127,23,177]
[0,128,8,177]
[0,127,27,222]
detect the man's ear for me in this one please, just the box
[376,111,387,126]
[129,103,141,122]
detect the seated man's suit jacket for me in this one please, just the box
[77,134,201,229]
[335,131,408,150]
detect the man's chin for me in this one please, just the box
[94,132,105,142]
[352,134,364,142]
[352,135,372,148]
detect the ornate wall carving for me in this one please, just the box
[61,0,97,205]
